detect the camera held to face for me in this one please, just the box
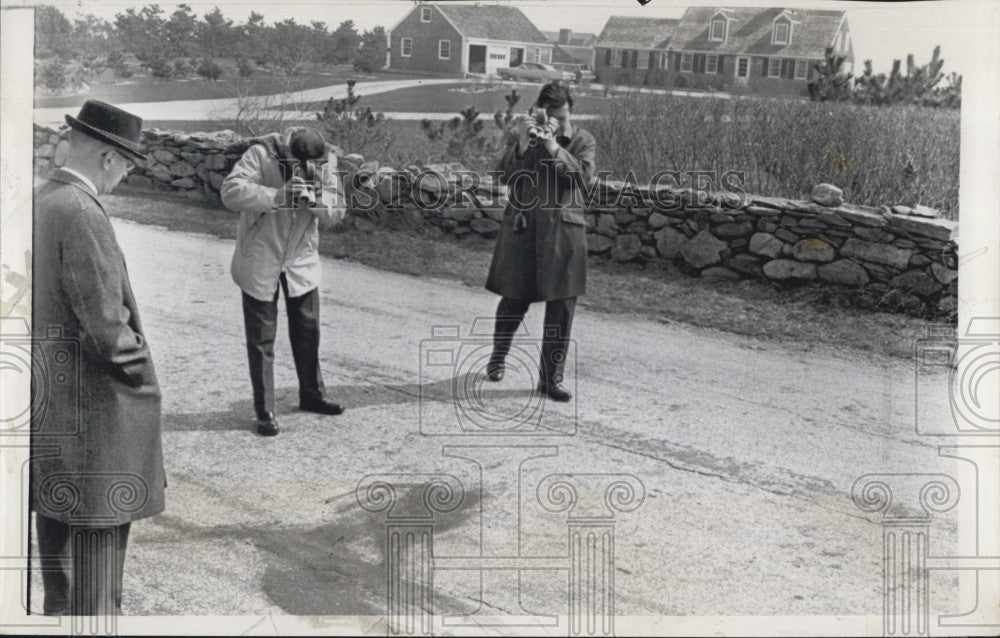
[293,162,318,208]
[527,111,560,145]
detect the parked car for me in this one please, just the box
[497,62,574,83]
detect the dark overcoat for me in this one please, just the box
[30,169,165,526]
[485,125,597,302]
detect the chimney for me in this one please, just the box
[559,28,571,45]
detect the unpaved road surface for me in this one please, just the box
[30,219,961,629]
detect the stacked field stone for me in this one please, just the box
[33,124,957,316]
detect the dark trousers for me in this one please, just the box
[35,513,131,616]
[491,296,576,384]
[241,273,325,416]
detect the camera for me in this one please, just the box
[914,318,1000,436]
[526,112,559,145]
[418,319,577,436]
[0,317,81,436]
[294,161,318,208]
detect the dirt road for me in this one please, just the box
[32,219,960,629]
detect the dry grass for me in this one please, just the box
[590,91,960,218]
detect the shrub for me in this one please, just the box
[40,59,68,90]
[197,57,223,82]
[317,80,396,159]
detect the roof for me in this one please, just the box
[594,16,680,50]
[552,45,581,65]
[542,30,598,47]
[669,7,846,58]
[437,4,549,44]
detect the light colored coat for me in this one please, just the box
[31,169,166,526]
[221,130,346,301]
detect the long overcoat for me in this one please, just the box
[485,125,597,302]
[30,169,165,526]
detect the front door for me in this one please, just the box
[735,56,750,82]
[509,47,524,67]
[469,45,486,74]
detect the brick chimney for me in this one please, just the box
[559,28,571,45]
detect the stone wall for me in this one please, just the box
[34,124,958,317]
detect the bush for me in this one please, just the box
[173,58,192,78]
[589,92,960,218]
[146,56,173,80]
[197,57,223,82]
[317,80,396,159]
[237,57,254,78]
[40,59,68,90]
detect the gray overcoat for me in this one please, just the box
[485,126,597,301]
[30,169,166,526]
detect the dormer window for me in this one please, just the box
[772,21,790,45]
[421,7,432,22]
[710,18,727,42]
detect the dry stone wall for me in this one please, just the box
[34,124,958,317]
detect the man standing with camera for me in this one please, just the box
[485,82,597,401]
[221,127,346,436]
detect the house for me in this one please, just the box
[543,29,597,72]
[592,17,681,87]
[387,3,553,77]
[663,7,853,96]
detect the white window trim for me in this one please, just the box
[611,49,622,66]
[637,50,649,70]
[768,57,781,78]
[710,19,726,42]
[680,52,693,73]
[401,38,412,57]
[421,7,432,22]
[772,22,790,46]
[794,59,808,80]
[534,47,541,63]
[736,56,749,78]
[706,53,718,74]
[660,51,669,69]
[439,40,450,60]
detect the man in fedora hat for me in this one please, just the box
[31,100,165,615]
[221,126,347,436]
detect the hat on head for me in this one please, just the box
[65,100,146,162]
[288,127,327,163]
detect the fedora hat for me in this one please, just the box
[65,100,147,163]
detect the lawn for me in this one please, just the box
[292,81,615,115]
[103,191,934,362]
[34,65,437,109]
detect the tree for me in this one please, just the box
[165,4,198,57]
[199,7,235,58]
[317,80,392,156]
[331,20,360,65]
[35,6,75,59]
[239,11,269,66]
[39,58,68,90]
[852,46,957,108]
[353,26,386,74]
[807,46,852,102]
[270,18,315,76]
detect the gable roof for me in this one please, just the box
[542,30,598,47]
[670,7,846,58]
[594,16,680,50]
[436,4,549,44]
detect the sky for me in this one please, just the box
[35,0,989,76]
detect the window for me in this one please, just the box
[736,56,749,78]
[637,51,648,69]
[439,40,450,59]
[534,47,540,62]
[768,58,781,78]
[421,7,432,22]
[680,52,693,73]
[772,22,790,45]
[660,51,669,69]
[710,18,726,42]
[794,59,808,80]
[605,49,612,66]
[706,54,718,74]
[541,49,551,64]
[401,38,412,57]
[611,49,622,67]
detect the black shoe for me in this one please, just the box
[537,380,572,402]
[256,411,279,436]
[486,360,505,382]
[300,398,344,415]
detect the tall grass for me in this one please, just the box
[589,91,960,218]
